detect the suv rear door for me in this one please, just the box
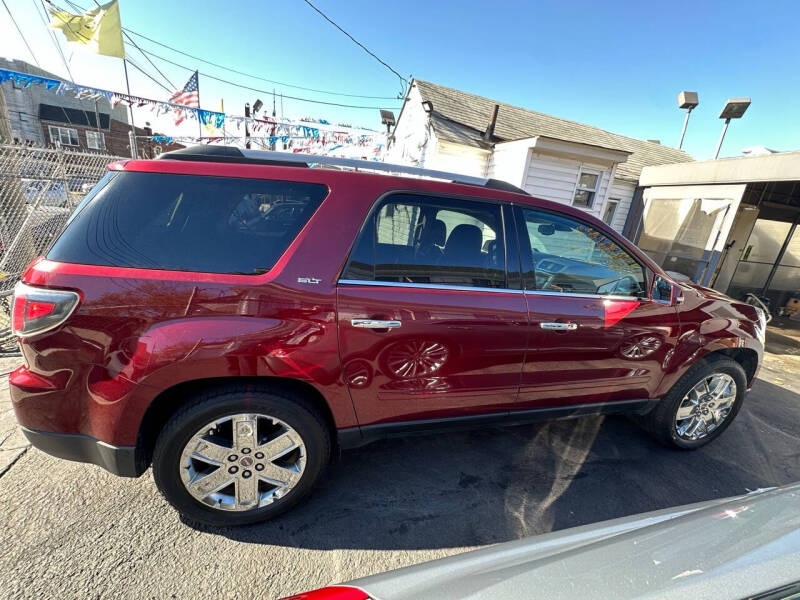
[514,206,680,409]
[337,193,528,426]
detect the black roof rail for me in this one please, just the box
[158,146,529,195]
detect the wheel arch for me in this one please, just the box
[704,347,759,385]
[134,376,338,474]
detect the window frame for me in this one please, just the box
[572,168,602,208]
[514,204,649,300]
[339,190,518,292]
[46,171,329,276]
[86,130,106,150]
[48,125,79,147]
[602,198,619,225]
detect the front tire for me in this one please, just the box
[641,357,747,449]
[152,385,330,526]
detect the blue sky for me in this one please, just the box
[2,0,799,159]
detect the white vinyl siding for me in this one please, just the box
[522,153,610,220]
[428,141,490,177]
[385,84,432,167]
[605,179,637,233]
[488,140,530,187]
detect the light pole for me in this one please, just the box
[677,91,698,150]
[714,98,751,159]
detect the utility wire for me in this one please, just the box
[45,0,403,110]
[44,0,174,94]
[3,0,42,67]
[124,53,173,95]
[300,0,407,86]
[122,28,399,100]
[62,0,176,91]
[137,44,403,110]
[120,33,175,91]
[32,0,75,81]
[57,0,397,100]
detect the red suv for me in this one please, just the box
[10,147,765,526]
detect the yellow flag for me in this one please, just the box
[48,0,125,59]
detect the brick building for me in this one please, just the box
[0,57,182,157]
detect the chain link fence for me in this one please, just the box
[0,142,124,353]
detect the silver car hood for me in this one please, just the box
[350,484,800,600]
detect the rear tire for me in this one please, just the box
[640,357,747,450]
[152,385,330,526]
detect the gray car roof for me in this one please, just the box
[349,483,800,600]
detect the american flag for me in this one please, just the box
[169,71,199,125]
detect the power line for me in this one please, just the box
[32,0,75,81]
[45,0,174,94]
[58,0,398,100]
[122,28,399,100]
[300,0,407,87]
[3,0,42,67]
[137,44,403,110]
[124,34,175,91]
[62,0,176,91]
[124,53,173,95]
[44,0,403,111]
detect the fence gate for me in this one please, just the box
[0,143,124,353]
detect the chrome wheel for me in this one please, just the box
[179,413,306,512]
[675,374,737,441]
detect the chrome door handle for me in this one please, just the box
[540,322,578,331]
[351,319,402,329]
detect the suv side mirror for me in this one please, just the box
[652,275,682,306]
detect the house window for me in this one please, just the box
[48,125,79,146]
[603,199,619,225]
[572,169,601,208]
[86,131,106,150]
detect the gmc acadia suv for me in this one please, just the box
[10,146,766,526]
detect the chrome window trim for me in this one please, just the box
[523,289,640,301]
[337,279,640,301]
[338,279,523,294]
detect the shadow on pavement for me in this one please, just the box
[193,379,800,551]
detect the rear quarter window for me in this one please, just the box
[47,172,327,275]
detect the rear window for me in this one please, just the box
[47,172,327,275]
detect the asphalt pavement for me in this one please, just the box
[1,349,799,599]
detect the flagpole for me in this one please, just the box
[196,71,203,141]
[122,58,138,158]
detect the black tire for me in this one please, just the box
[152,385,330,526]
[640,357,747,450]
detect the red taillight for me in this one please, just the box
[280,586,370,600]
[11,292,26,332]
[12,282,80,338]
[25,300,56,321]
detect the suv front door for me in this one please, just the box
[337,194,528,426]
[515,206,680,410]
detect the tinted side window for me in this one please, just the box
[521,208,645,296]
[342,194,506,288]
[48,172,327,275]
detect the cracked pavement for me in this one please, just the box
[1,350,799,599]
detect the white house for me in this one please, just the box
[387,79,692,234]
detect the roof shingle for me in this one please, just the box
[414,79,692,182]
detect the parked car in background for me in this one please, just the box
[285,484,800,600]
[10,146,766,526]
